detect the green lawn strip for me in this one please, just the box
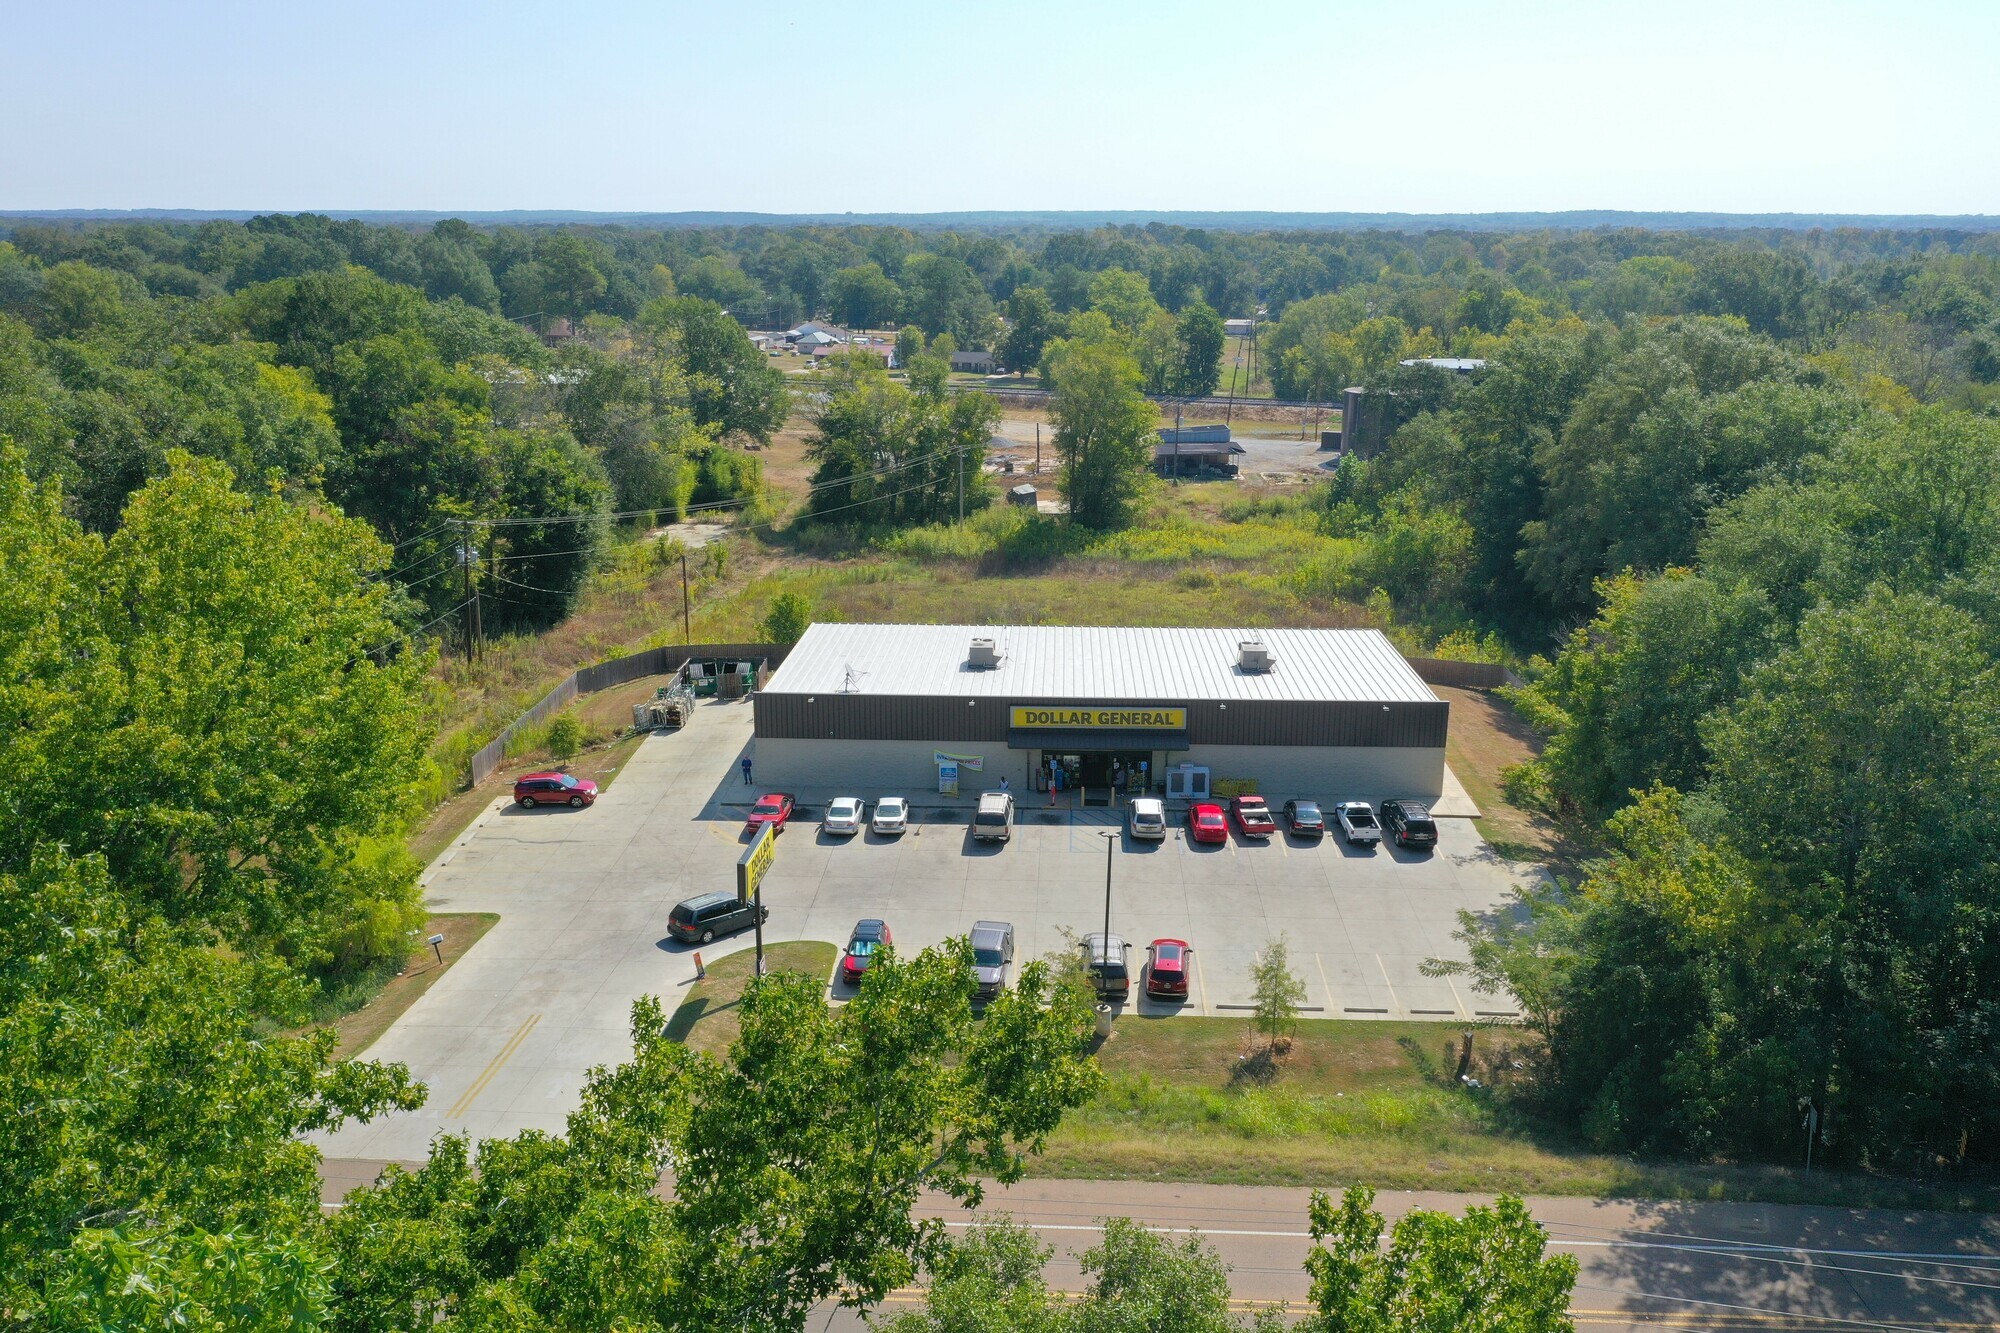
[666,941,841,1056]
[324,912,501,1058]
[1029,1016,2000,1211]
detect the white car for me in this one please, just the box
[1128,796,1167,840]
[823,796,864,835]
[871,795,909,835]
[1334,800,1382,846]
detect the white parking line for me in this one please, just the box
[1374,953,1400,1015]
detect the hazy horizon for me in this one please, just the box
[6,0,1994,215]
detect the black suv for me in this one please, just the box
[1379,799,1438,851]
[667,891,769,944]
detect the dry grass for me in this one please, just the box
[324,913,499,1058]
[664,941,840,1056]
[1434,686,1593,871]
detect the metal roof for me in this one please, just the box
[761,624,1439,705]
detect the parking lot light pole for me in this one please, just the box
[1098,829,1116,947]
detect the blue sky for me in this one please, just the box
[4,0,1993,213]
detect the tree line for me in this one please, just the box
[0,244,782,639]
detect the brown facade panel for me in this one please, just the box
[753,694,1446,749]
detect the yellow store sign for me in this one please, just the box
[1010,705,1186,729]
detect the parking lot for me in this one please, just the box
[313,700,1533,1160]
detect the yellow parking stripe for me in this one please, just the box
[447,1013,541,1117]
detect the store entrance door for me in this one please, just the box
[1040,750,1152,795]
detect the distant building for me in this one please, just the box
[1008,483,1039,507]
[1397,357,1487,373]
[949,349,996,372]
[541,317,577,344]
[786,321,849,342]
[1223,318,1256,338]
[794,330,844,351]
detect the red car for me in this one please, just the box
[1146,938,1191,1000]
[514,771,598,808]
[745,792,796,834]
[1231,794,1277,838]
[1187,802,1227,844]
[840,918,891,986]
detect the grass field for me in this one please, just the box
[1032,1016,2000,1210]
[665,941,840,1056]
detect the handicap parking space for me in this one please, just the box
[317,701,1539,1156]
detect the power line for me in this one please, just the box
[359,598,472,659]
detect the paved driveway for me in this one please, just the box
[314,701,1532,1159]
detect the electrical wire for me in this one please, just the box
[359,598,471,658]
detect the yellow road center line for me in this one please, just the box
[448,1013,541,1118]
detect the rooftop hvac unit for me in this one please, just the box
[1237,639,1274,673]
[968,637,1001,669]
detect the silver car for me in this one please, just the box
[823,796,864,836]
[970,921,1014,1001]
[871,795,909,835]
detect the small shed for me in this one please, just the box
[1007,483,1038,507]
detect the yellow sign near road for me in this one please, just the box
[1010,706,1186,729]
[736,820,776,901]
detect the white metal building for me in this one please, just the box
[752,624,1447,802]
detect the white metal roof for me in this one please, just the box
[762,624,1439,704]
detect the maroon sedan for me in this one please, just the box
[514,771,598,808]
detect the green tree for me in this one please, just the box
[327,937,1102,1330]
[533,233,609,322]
[830,261,903,329]
[1172,300,1226,397]
[902,253,991,343]
[1000,285,1056,375]
[0,451,433,967]
[0,850,421,1317]
[637,295,789,443]
[760,589,816,644]
[1047,339,1154,531]
[1087,268,1162,334]
[544,709,584,766]
[1249,936,1307,1051]
[1300,1186,1577,1333]
[895,324,926,369]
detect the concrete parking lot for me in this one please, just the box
[313,699,1532,1159]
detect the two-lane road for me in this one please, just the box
[319,1164,2000,1330]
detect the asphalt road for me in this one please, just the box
[803,1177,2000,1330]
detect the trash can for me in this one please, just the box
[1094,1003,1114,1039]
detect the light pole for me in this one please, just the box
[1097,829,1116,946]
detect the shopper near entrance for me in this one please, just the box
[741,756,753,785]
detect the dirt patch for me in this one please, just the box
[1436,686,1585,869]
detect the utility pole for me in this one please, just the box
[1035,422,1041,475]
[1173,401,1184,484]
[1098,830,1115,947]
[680,550,691,644]
[956,441,964,524]
[458,523,478,663]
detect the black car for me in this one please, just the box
[1281,799,1326,837]
[667,891,769,944]
[1379,799,1438,851]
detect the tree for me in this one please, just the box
[637,295,789,444]
[1301,1186,1577,1333]
[0,450,433,968]
[1087,268,1162,334]
[895,324,927,368]
[326,938,1102,1330]
[804,354,999,529]
[1000,285,1055,375]
[880,1216,1285,1333]
[534,234,608,323]
[830,262,903,330]
[1249,936,1307,1051]
[760,589,816,645]
[0,850,422,1318]
[1172,300,1225,397]
[544,709,584,766]
[1047,339,1154,531]
[901,253,991,343]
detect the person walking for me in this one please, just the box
[741,756,753,786]
[999,775,1009,793]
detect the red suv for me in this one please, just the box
[1146,938,1191,1000]
[514,771,598,808]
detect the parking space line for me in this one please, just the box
[1192,948,1210,1013]
[448,1013,541,1117]
[1313,952,1331,1011]
[1443,973,1469,1018]
[1374,953,1401,1016]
